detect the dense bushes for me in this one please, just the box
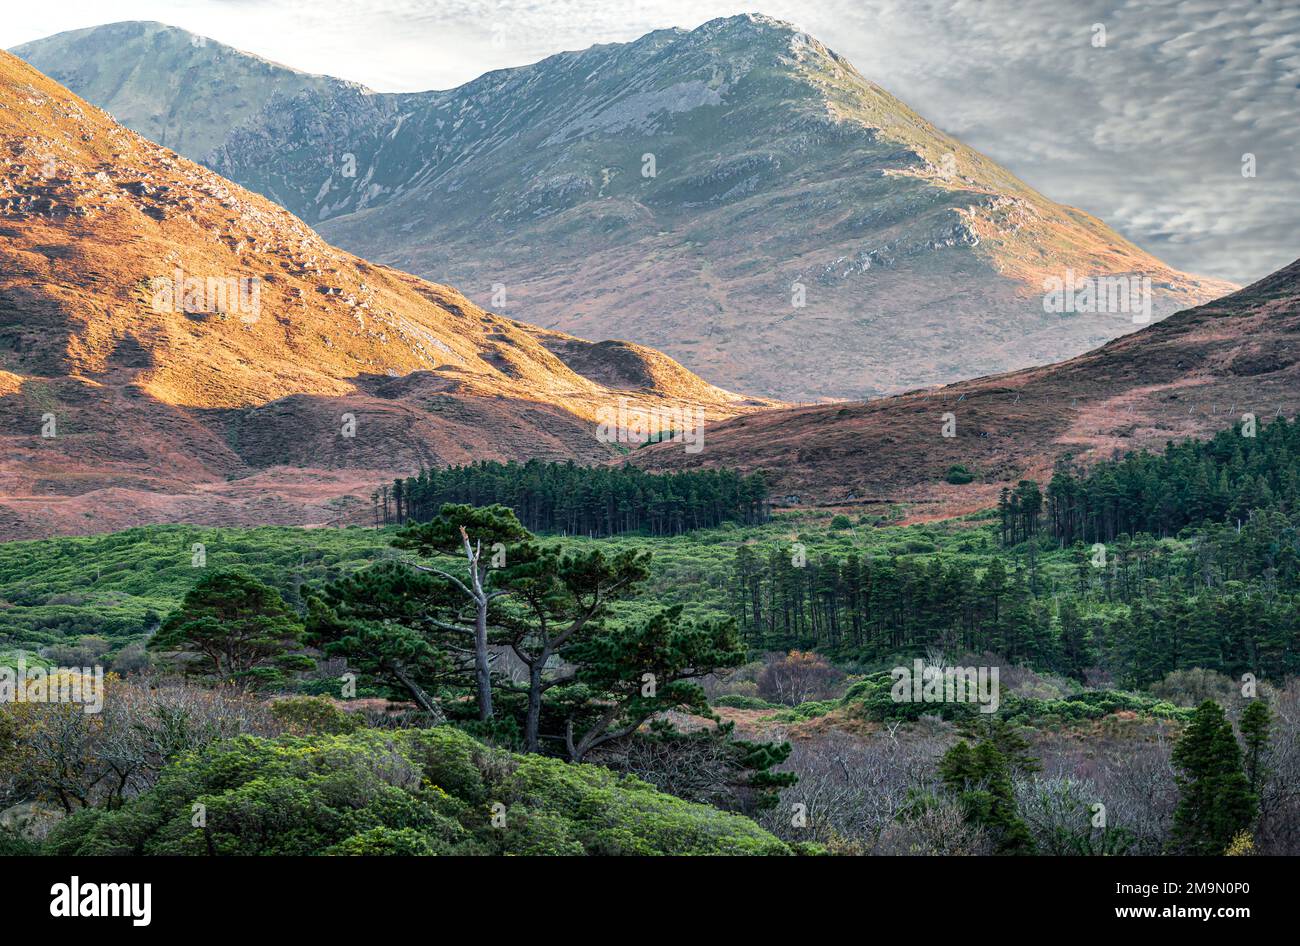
[839,671,1193,725]
[44,727,794,856]
[269,696,366,736]
[0,825,39,856]
[0,524,394,657]
[0,675,279,813]
[945,465,976,485]
[755,651,847,705]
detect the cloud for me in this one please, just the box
[3,0,1294,283]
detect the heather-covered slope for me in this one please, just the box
[632,257,1300,511]
[17,16,1233,400]
[0,50,763,540]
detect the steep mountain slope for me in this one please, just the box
[631,258,1300,513]
[16,16,1234,401]
[11,21,359,160]
[0,50,764,540]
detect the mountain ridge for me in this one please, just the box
[14,15,1237,402]
[11,21,366,159]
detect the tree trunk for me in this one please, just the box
[391,663,446,723]
[525,659,545,752]
[474,596,494,721]
[458,528,496,722]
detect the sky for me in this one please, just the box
[3,0,1296,286]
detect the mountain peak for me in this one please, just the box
[625,12,829,68]
[16,18,1236,401]
[696,12,804,36]
[11,22,364,158]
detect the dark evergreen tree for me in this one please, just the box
[304,562,459,719]
[150,569,310,684]
[1170,700,1258,855]
[940,738,1035,855]
[1239,699,1272,798]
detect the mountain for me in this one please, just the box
[10,21,359,160]
[0,50,765,540]
[13,15,1236,402]
[630,257,1300,514]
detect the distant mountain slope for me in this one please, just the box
[11,21,359,159]
[630,257,1300,512]
[0,50,764,540]
[15,15,1235,401]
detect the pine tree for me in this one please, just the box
[940,738,1035,855]
[304,562,458,719]
[1239,699,1272,798]
[939,740,977,790]
[150,569,310,684]
[1171,700,1258,855]
[393,504,532,721]
[1057,598,1093,682]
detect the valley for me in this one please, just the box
[0,4,1295,875]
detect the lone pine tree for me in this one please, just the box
[1170,700,1258,855]
[150,569,310,684]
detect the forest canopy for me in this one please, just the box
[373,460,770,536]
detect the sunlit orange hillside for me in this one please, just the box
[0,51,771,539]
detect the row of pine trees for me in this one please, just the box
[729,505,1300,685]
[374,460,770,536]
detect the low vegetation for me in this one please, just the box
[2,421,1297,855]
[43,726,794,856]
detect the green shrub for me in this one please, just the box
[324,826,442,855]
[771,700,839,722]
[42,727,792,857]
[841,671,1195,725]
[492,752,790,856]
[0,825,40,856]
[945,465,976,485]
[711,694,778,710]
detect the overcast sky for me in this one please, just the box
[4,0,1296,286]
